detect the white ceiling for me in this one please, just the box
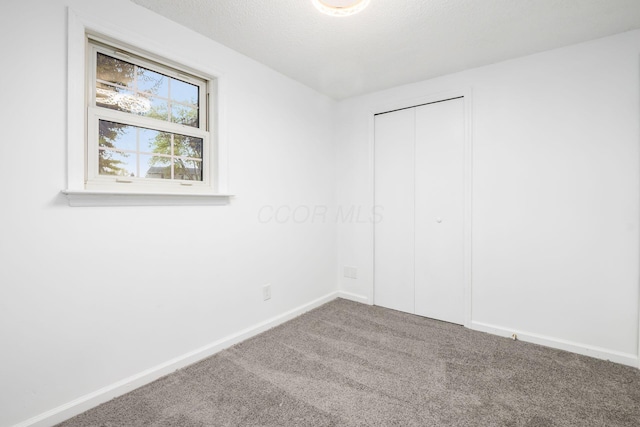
[131,0,640,100]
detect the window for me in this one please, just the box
[85,38,212,194]
[64,10,229,206]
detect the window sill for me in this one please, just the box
[61,190,234,207]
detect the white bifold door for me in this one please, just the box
[374,97,465,325]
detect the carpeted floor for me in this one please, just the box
[58,298,640,426]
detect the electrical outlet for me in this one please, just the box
[343,266,350,278]
[263,284,271,301]
[343,266,358,279]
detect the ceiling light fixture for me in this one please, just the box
[311,0,370,17]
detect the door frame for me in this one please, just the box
[368,88,473,328]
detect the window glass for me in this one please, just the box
[96,53,134,87]
[171,78,198,105]
[95,52,200,128]
[137,67,168,98]
[98,119,203,181]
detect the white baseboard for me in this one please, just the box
[471,321,639,368]
[13,291,340,427]
[337,290,370,305]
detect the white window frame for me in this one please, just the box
[63,8,231,206]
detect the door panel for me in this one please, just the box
[414,98,465,324]
[374,108,415,313]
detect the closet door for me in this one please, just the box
[414,98,465,324]
[374,108,415,313]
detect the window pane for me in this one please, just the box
[141,97,167,121]
[174,158,203,181]
[171,78,198,105]
[173,134,203,159]
[95,52,205,129]
[96,120,203,182]
[98,150,136,177]
[137,67,168,98]
[96,53,134,87]
[99,120,136,151]
[141,154,171,179]
[144,130,174,156]
[171,104,199,127]
[138,128,163,153]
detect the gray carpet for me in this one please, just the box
[58,298,640,426]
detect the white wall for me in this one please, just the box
[0,1,337,426]
[336,30,640,366]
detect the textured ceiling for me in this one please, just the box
[131,0,640,100]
